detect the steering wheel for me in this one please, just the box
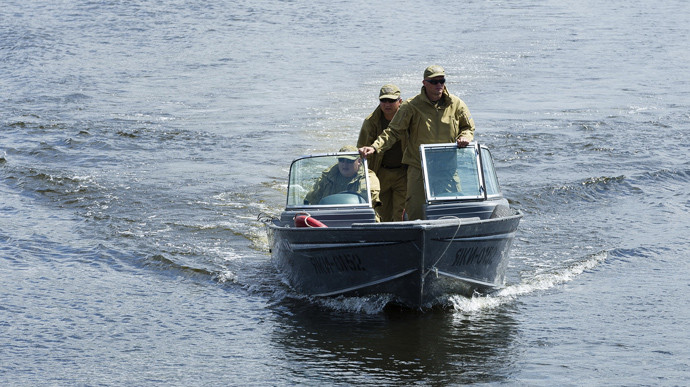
[318,191,367,205]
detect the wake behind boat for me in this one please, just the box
[262,143,522,310]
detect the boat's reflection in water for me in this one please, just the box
[269,297,518,384]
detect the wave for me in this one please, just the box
[313,294,397,315]
[557,174,636,201]
[502,250,609,295]
[513,166,690,213]
[143,254,240,285]
[449,245,664,315]
[446,250,610,313]
[2,163,109,212]
[632,167,690,189]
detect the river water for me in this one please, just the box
[2,0,689,385]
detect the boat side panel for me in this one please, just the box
[422,215,521,294]
[269,226,425,304]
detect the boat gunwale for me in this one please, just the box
[265,209,523,231]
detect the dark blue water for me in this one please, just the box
[2,0,689,385]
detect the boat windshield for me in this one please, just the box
[286,152,372,208]
[420,143,502,202]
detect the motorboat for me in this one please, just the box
[261,143,522,309]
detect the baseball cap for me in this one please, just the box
[379,84,401,100]
[338,145,359,160]
[423,65,446,79]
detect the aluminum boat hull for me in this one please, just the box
[267,210,522,309]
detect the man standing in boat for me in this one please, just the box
[357,84,407,222]
[358,65,475,220]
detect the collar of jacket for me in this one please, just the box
[419,86,450,107]
[371,105,384,120]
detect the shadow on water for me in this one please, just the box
[268,297,518,385]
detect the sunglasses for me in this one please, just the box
[338,158,356,164]
[425,78,446,85]
[380,98,398,103]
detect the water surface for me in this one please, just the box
[1,0,689,385]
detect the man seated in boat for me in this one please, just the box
[303,146,381,217]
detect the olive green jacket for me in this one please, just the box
[357,106,407,173]
[304,165,381,206]
[370,87,475,169]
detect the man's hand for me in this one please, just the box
[456,137,471,147]
[359,146,375,158]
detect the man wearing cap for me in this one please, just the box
[358,65,475,221]
[304,146,381,218]
[357,84,407,222]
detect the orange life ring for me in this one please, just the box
[294,215,327,228]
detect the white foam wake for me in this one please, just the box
[450,250,609,313]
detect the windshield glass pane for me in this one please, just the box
[481,147,501,196]
[423,145,482,200]
[287,154,370,207]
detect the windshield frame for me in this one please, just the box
[285,152,373,209]
[420,143,503,203]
